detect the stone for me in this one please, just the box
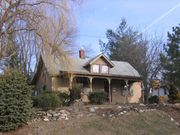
[77,114,83,119]
[53,113,60,117]
[120,112,124,115]
[139,110,144,113]
[102,114,106,117]
[175,122,179,126]
[43,117,49,122]
[134,108,138,112]
[65,117,69,120]
[174,103,180,106]
[170,117,174,122]
[123,111,127,113]
[60,110,70,115]
[52,117,57,121]
[47,113,52,117]
[150,109,156,111]
[94,106,99,110]
[139,103,146,107]
[117,106,122,109]
[89,107,96,113]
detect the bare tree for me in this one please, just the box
[0,0,78,75]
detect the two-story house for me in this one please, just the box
[32,50,143,103]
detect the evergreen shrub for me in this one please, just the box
[0,70,33,131]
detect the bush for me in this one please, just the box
[0,70,33,131]
[69,86,81,103]
[168,84,180,101]
[88,92,108,104]
[32,96,39,107]
[33,92,62,110]
[57,92,70,106]
[148,96,159,104]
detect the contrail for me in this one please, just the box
[142,2,180,33]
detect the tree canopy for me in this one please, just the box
[100,19,148,84]
[160,24,180,89]
[100,19,163,101]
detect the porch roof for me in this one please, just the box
[41,53,141,79]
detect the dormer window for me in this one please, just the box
[101,65,109,73]
[92,64,99,73]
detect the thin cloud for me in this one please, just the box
[142,2,180,33]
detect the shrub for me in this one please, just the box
[88,92,108,104]
[148,96,159,104]
[0,70,33,131]
[32,96,39,107]
[57,92,70,106]
[33,91,62,110]
[69,86,81,102]
[168,84,180,101]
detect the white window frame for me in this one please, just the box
[101,65,109,73]
[92,64,100,73]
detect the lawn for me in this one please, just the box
[2,110,179,135]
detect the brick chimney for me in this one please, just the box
[79,49,85,59]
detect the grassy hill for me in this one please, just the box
[2,110,180,135]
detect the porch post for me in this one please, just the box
[89,77,93,92]
[69,75,74,89]
[125,80,129,103]
[108,78,112,103]
[141,81,145,103]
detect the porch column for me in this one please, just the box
[125,80,129,103]
[107,78,112,103]
[141,81,145,103]
[69,75,74,89]
[89,77,93,92]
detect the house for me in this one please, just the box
[32,50,143,103]
[150,79,169,102]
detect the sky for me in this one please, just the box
[74,0,180,56]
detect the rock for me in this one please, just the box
[77,114,83,119]
[174,103,180,106]
[89,107,96,113]
[43,117,49,122]
[134,108,138,112]
[150,109,156,111]
[170,117,174,122]
[47,113,52,117]
[175,122,179,126]
[117,106,122,109]
[60,114,68,119]
[123,111,127,113]
[139,103,146,107]
[65,117,69,120]
[139,110,144,113]
[52,117,57,121]
[94,106,99,110]
[109,114,113,117]
[60,110,70,115]
[120,112,124,115]
[53,113,60,117]
[102,114,106,117]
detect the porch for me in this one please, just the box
[69,74,142,103]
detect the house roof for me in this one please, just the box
[40,53,141,79]
[85,53,114,68]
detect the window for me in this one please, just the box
[101,65,109,73]
[92,64,99,73]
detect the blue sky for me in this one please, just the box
[74,0,180,56]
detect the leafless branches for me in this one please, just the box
[0,0,77,75]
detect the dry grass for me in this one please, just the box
[1,111,180,135]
